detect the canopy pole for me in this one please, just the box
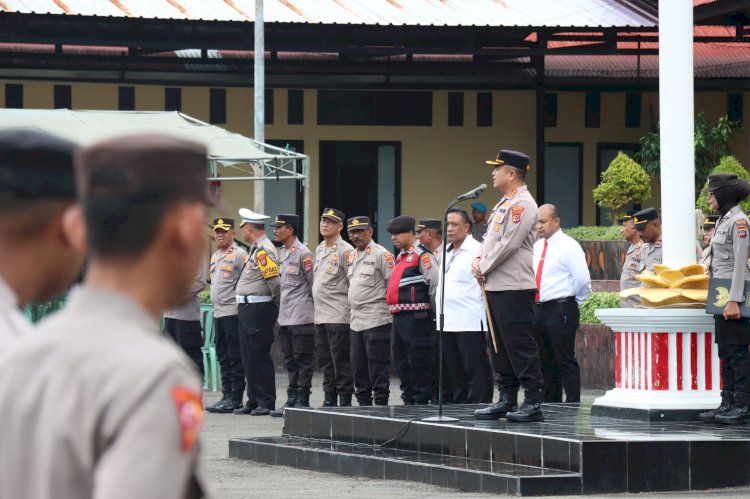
[253,0,265,214]
[303,156,311,244]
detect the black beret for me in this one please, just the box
[486,149,531,171]
[632,207,659,229]
[386,215,416,234]
[618,209,639,224]
[416,218,442,232]
[0,128,78,200]
[213,218,235,230]
[271,213,300,228]
[321,207,345,223]
[347,216,371,231]
[703,215,720,229]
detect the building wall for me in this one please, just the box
[1,80,745,244]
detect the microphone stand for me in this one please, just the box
[422,193,477,423]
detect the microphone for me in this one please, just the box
[456,184,487,201]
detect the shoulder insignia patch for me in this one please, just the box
[241,255,248,262]
[511,205,525,224]
[508,189,518,199]
[257,250,279,279]
[738,220,748,239]
[171,386,204,453]
[655,240,662,248]
[291,247,297,253]
[302,255,314,271]
[385,252,395,269]
[346,251,356,265]
[406,254,415,263]
[420,253,432,269]
[365,247,372,255]
[228,246,234,253]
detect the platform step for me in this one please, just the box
[229,435,582,496]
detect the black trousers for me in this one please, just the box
[315,323,354,395]
[532,299,581,403]
[214,314,245,398]
[238,302,279,410]
[715,315,750,396]
[350,324,392,404]
[485,289,543,392]
[164,318,204,378]
[279,324,315,389]
[443,331,493,404]
[432,325,454,402]
[392,311,435,404]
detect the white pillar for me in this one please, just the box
[253,0,265,214]
[658,0,696,267]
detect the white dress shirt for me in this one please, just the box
[0,275,32,347]
[533,229,591,305]
[436,235,487,332]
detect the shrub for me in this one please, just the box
[579,292,622,324]
[696,155,750,214]
[563,225,623,241]
[199,290,211,304]
[592,152,652,224]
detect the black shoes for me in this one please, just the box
[699,390,733,423]
[339,394,353,407]
[322,392,337,407]
[294,387,311,408]
[474,391,518,420]
[271,387,300,417]
[233,402,258,415]
[212,398,243,414]
[506,390,544,423]
[250,407,271,416]
[716,392,750,425]
[205,394,230,413]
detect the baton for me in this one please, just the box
[480,281,498,354]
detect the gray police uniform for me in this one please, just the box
[347,239,395,405]
[278,238,316,391]
[209,243,248,402]
[472,221,488,243]
[236,234,280,411]
[620,242,643,308]
[164,264,208,376]
[313,236,355,400]
[638,239,662,273]
[0,288,210,499]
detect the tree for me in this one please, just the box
[635,113,741,197]
[696,156,750,214]
[593,152,652,224]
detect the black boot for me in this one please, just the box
[322,392,338,408]
[506,389,544,423]
[716,391,750,425]
[356,395,373,406]
[339,394,353,407]
[270,387,298,418]
[233,401,259,415]
[294,387,311,408]
[699,390,733,423]
[474,389,518,420]
[205,393,230,413]
[374,395,389,406]
[213,394,243,414]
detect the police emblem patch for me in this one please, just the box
[420,254,432,269]
[170,386,204,453]
[303,256,314,271]
[385,252,395,269]
[511,205,524,224]
[738,220,748,239]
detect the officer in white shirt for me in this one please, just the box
[532,204,591,403]
[436,208,493,403]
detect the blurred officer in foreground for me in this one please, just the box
[0,129,85,344]
[0,134,212,498]
[313,208,355,407]
[619,210,642,308]
[346,216,395,406]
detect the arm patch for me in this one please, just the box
[257,250,280,279]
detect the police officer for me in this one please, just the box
[313,208,355,407]
[270,213,315,416]
[234,208,280,416]
[0,134,210,498]
[347,216,395,406]
[472,149,544,423]
[416,218,444,266]
[631,208,662,273]
[163,264,208,377]
[702,215,720,248]
[699,173,750,424]
[206,218,248,414]
[0,129,85,344]
[471,202,489,242]
[386,215,439,405]
[619,210,642,308]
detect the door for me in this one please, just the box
[543,143,583,228]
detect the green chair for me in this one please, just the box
[200,306,220,391]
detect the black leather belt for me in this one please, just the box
[535,296,576,309]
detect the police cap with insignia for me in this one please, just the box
[703,215,720,229]
[632,207,659,229]
[239,207,269,227]
[271,213,300,229]
[213,218,234,231]
[0,128,78,203]
[485,149,531,172]
[321,207,345,224]
[618,209,639,224]
[416,218,442,233]
[386,215,416,234]
[347,216,372,231]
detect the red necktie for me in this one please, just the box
[535,239,548,302]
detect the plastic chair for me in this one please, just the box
[200,306,221,391]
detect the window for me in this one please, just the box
[544,93,558,127]
[5,84,22,109]
[54,85,71,109]
[625,92,641,128]
[164,87,181,112]
[118,86,135,111]
[476,92,492,127]
[317,90,432,126]
[209,88,226,124]
[265,88,274,125]
[585,92,601,128]
[728,93,743,125]
[287,89,304,125]
[448,92,464,126]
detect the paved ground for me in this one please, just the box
[202,375,750,498]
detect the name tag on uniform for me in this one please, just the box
[287,266,299,275]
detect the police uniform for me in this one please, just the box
[235,209,280,415]
[386,215,440,405]
[471,202,489,243]
[313,208,356,407]
[346,216,395,406]
[164,264,208,377]
[473,149,544,423]
[700,216,720,265]
[272,214,316,413]
[208,218,248,412]
[618,211,643,308]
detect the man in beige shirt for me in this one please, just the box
[346,216,395,405]
[0,134,212,499]
[313,208,355,407]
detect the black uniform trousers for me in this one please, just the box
[279,324,315,389]
[532,297,581,403]
[432,325,454,402]
[164,318,204,378]
[392,311,435,404]
[443,331,493,404]
[485,289,543,392]
[715,315,750,396]
[350,324,392,404]
[315,323,355,396]
[238,302,279,410]
[214,314,245,398]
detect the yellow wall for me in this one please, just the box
[2,80,746,244]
